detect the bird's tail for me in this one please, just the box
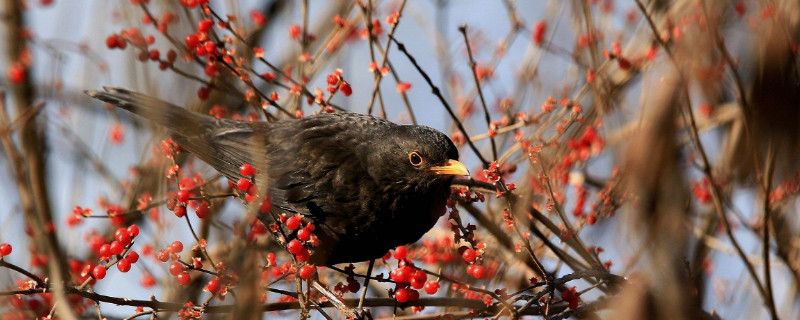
[85,86,210,137]
[86,86,264,182]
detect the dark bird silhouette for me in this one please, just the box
[86,87,469,265]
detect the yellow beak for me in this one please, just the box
[429,159,470,176]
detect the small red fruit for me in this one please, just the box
[295,248,310,262]
[169,241,183,253]
[177,271,191,285]
[195,202,210,219]
[390,266,412,283]
[287,239,303,254]
[297,228,311,241]
[99,244,111,258]
[174,205,187,217]
[462,248,477,263]
[410,270,427,289]
[115,228,131,246]
[340,81,352,96]
[185,34,200,50]
[127,224,140,237]
[206,278,221,293]
[239,163,255,176]
[176,190,190,203]
[0,243,12,256]
[393,245,407,260]
[198,19,213,33]
[408,289,420,301]
[169,261,183,275]
[286,216,302,230]
[8,64,25,84]
[117,258,132,272]
[126,251,140,264]
[469,264,487,279]
[109,241,124,255]
[424,281,440,294]
[236,178,252,191]
[298,265,316,279]
[395,288,410,303]
[92,265,107,279]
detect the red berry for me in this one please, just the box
[206,278,221,293]
[117,258,132,272]
[288,24,301,39]
[177,271,191,285]
[185,34,200,50]
[109,241,124,255]
[148,49,160,61]
[287,239,303,254]
[461,248,477,263]
[532,21,547,45]
[326,74,338,85]
[410,270,427,289]
[251,10,266,26]
[197,86,211,100]
[127,224,140,237]
[259,197,272,212]
[286,216,302,230]
[408,289,420,301]
[115,228,132,246]
[297,228,311,241]
[198,19,213,33]
[169,241,183,253]
[295,248,310,262]
[92,265,107,279]
[469,265,487,279]
[169,261,183,275]
[236,178,252,191]
[8,64,25,84]
[156,250,169,262]
[395,288,410,303]
[126,251,140,264]
[390,266,412,283]
[393,245,407,260]
[176,190,190,203]
[239,163,255,176]
[99,244,111,258]
[204,62,218,77]
[167,49,177,63]
[0,243,12,256]
[424,281,440,294]
[298,265,316,279]
[105,34,120,49]
[174,205,187,217]
[340,81,352,96]
[195,202,210,219]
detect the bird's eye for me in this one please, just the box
[409,151,424,166]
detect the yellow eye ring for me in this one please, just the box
[409,151,424,166]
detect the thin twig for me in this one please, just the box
[389,35,489,167]
[458,24,498,161]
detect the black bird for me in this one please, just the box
[86,87,469,265]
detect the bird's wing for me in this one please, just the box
[264,114,391,230]
[171,123,269,182]
[87,87,391,234]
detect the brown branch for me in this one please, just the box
[634,1,775,318]
[388,35,490,167]
[458,25,498,161]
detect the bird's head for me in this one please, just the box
[366,125,469,187]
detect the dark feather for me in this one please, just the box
[87,87,462,265]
